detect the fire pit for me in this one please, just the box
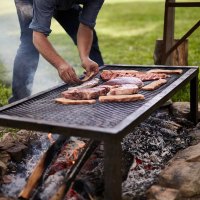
[0,64,198,200]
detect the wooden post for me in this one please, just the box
[154,39,188,66]
[161,0,175,65]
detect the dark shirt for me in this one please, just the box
[30,0,104,36]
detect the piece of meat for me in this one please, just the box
[99,94,145,103]
[134,72,170,81]
[61,87,108,100]
[142,79,167,91]
[103,77,144,88]
[55,98,96,105]
[107,84,139,95]
[101,70,138,81]
[100,70,170,81]
[147,69,183,74]
[96,85,119,93]
[81,71,95,82]
[68,78,99,90]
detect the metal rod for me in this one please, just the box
[104,137,122,200]
[50,139,100,200]
[18,135,69,199]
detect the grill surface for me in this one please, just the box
[0,65,198,137]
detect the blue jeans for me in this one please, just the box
[9,0,104,103]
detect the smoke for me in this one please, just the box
[0,2,66,95]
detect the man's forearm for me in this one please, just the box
[33,31,66,69]
[77,23,93,62]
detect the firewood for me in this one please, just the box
[18,136,69,199]
[50,140,100,200]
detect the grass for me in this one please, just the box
[0,83,11,106]
[0,61,11,106]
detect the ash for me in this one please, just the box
[121,108,192,199]
[75,108,193,200]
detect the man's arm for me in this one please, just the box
[33,31,80,84]
[77,23,99,77]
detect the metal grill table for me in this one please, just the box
[0,65,198,200]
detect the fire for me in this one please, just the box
[65,140,86,166]
[47,133,55,144]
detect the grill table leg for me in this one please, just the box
[104,137,122,200]
[190,75,198,124]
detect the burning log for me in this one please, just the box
[18,135,69,199]
[50,140,100,200]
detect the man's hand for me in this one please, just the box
[82,57,99,78]
[58,64,81,84]
[33,31,81,85]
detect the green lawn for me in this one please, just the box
[0,0,199,104]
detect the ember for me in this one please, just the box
[48,133,55,144]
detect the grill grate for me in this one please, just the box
[0,66,188,129]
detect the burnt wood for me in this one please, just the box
[18,135,69,199]
[50,140,100,200]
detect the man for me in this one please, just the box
[9,0,104,103]
[30,0,104,84]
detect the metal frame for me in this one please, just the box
[0,64,198,199]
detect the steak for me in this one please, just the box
[100,70,170,81]
[61,87,108,100]
[107,84,139,95]
[103,77,144,88]
[142,79,167,91]
[147,69,183,74]
[99,94,145,103]
[55,98,96,105]
[100,70,139,80]
[68,78,99,90]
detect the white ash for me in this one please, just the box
[39,170,67,200]
[121,110,192,199]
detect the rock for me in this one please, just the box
[171,102,190,118]
[196,122,200,129]
[0,152,11,164]
[171,102,200,120]
[2,175,13,184]
[161,99,173,108]
[0,142,15,151]
[146,185,180,200]
[168,142,200,163]
[15,129,38,144]
[189,129,200,145]
[159,160,200,197]
[0,161,7,177]
[6,143,28,162]
[1,133,15,143]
